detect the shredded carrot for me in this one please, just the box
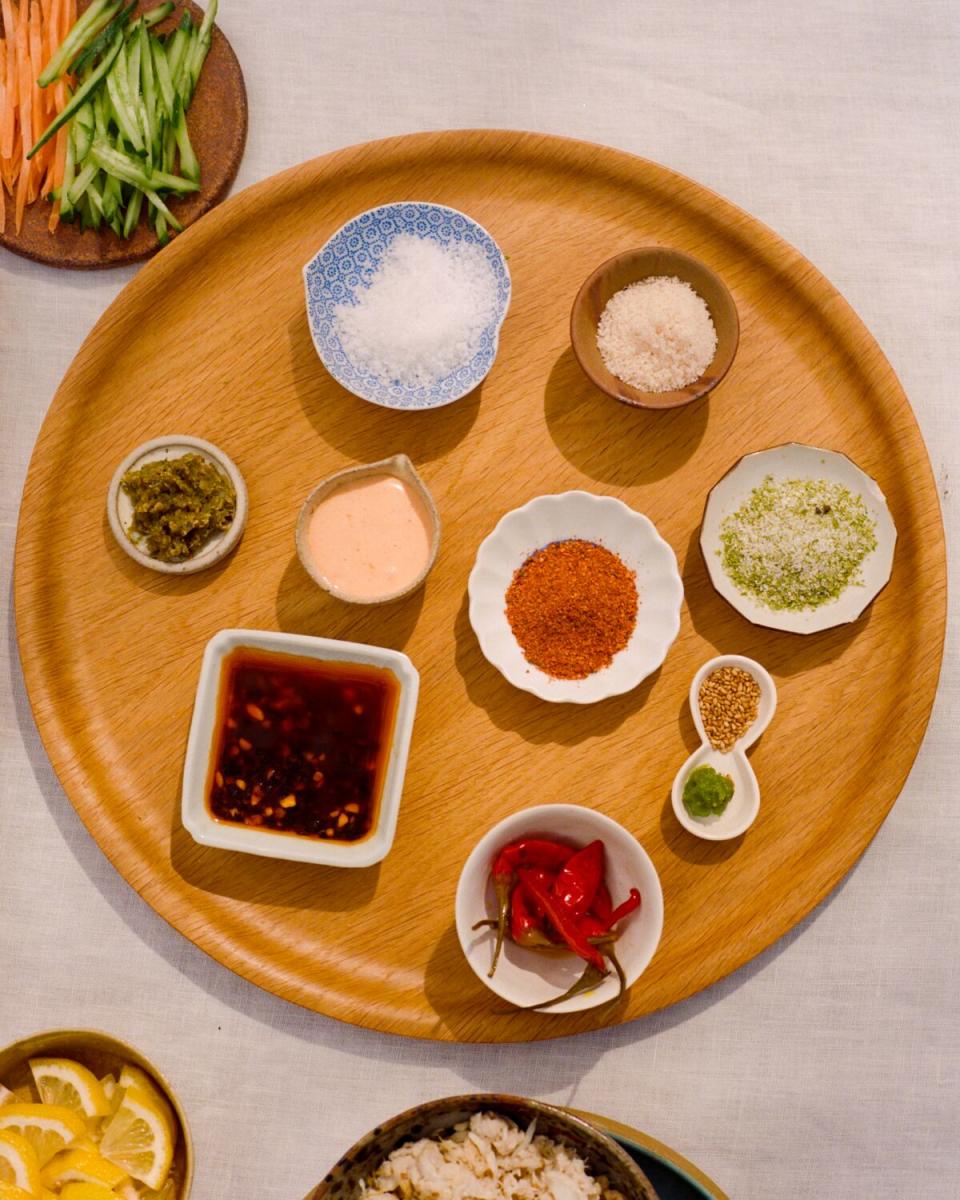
[0,0,75,233]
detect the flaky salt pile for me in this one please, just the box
[596,274,717,392]
[333,233,499,388]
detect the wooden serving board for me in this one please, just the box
[14,131,946,1041]
[0,1,247,269]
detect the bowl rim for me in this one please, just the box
[570,245,740,410]
[307,1092,659,1200]
[294,453,441,604]
[179,628,420,867]
[698,441,898,634]
[0,1027,194,1200]
[105,435,248,575]
[455,802,665,1013]
[467,490,684,703]
[302,200,512,411]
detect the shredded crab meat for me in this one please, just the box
[359,1113,611,1200]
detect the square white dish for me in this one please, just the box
[181,629,419,866]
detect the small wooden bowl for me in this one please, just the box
[0,1028,193,1198]
[570,247,739,410]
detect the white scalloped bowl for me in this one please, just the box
[467,492,684,703]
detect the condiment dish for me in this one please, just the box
[701,443,897,634]
[671,654,777,841]
[455,804,664,1014]
[106,435,247,575]
[468,491,683,703]
[0,1028,193,1200]
[570,246,739,410]
[295,454,441,604]
[303,201,511,410]
[303,1094,657,1200]
[181,629,419,867]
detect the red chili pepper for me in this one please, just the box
[607,888,642,926]
[492,838,574,877]
[519,870,607,973]
[592,881,613,926]
[486,840,571,978]
[510,883,556,947]
[553,839,604,914]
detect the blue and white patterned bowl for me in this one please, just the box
[303,202,511,410]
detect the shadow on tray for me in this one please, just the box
[285,310,482,465]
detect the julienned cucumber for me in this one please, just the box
[28,31,124,159]
[30,0,221,244]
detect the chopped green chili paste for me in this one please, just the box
[120,453,236,563]
[719,475,877,611]
[683,765,734,818]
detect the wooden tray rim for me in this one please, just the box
[12,128,948,1040]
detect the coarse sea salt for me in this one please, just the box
[596,275,717,392]
[333,233,499,388]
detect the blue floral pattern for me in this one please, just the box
[303,203,511,410]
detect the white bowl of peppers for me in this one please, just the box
[455,803,664,1015]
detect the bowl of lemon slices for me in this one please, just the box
[0,1029,191,1200]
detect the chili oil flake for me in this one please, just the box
[206,647,399,842]
[719,475,877,611]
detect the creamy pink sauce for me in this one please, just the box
[306,474,433,600]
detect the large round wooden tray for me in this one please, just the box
[14,130,946,1041]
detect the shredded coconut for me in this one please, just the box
[596,275,717,392]
[359,1112,621,1200]
[333,234,499,388]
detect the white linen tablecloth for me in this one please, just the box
[2,2,958,1197]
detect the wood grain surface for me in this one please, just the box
[0,1,247,269]
[13,130,947,1041]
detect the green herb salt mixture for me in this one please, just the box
[720,475,877,611]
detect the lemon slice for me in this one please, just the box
[98,1087,173,1191]
[28,1061,109,1121]
[0,1088,15,1109]
[41,1147,128,1190]
[0,1105,86,1167]
[116,1069,174,1136]
[0,1183,35,1200]
[60,1185,118,1200]
[0,1130,41,1195]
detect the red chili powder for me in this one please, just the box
[505,539,638,680]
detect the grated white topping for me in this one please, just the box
[596,275,717,392]
[334,234,499,388]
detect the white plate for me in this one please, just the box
[181,629,419,867]
[106,435,247,575]
[700,443,896,634]
[671,654,777,841]
[468,491,684,703]
[455,804,664,1014]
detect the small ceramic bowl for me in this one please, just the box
[0,1028,193,1199]
[671,654,777,841]
[570,246,739,410]
[106,435,247,575]
[700,442,898,634]
[295,454,441,604]
[181,628,419,867]
[455,804,664,1014]
[303,1094,659,1200]
[468,491,683,703]
[303,201,511,410]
